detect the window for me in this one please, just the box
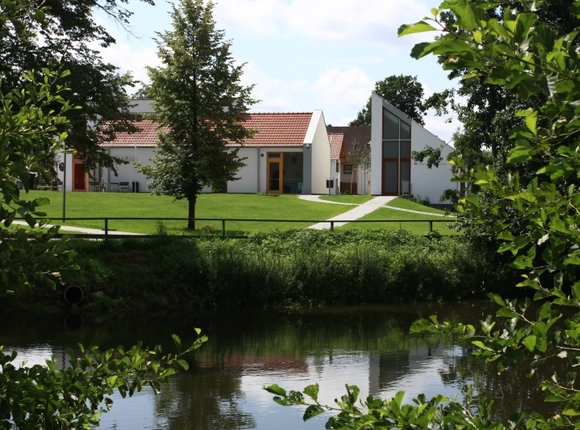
[343,164,353,175]
[381,109,411,195]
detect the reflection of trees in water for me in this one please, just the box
[438,345,559,421]
[152,370,255,430]
[6,301,535,428]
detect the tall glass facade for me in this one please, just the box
[381,109,411,195]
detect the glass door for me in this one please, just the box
[267,153,283,194]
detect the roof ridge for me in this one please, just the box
[244,112,313,115]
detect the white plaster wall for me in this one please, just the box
[308,110,332,194]
[228,147,306,193]
[227,147,259,193]
[410,124,455,203]
[102,147,155,192]
[370,93,383,195]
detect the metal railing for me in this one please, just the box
[21,217,457,240]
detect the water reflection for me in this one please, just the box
[0,302,553,429]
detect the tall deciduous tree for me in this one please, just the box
[0,0,153,172]
[350,74,451,126]
[146,0,255,230]
[435,0,579,241]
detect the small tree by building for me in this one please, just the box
[345,143,370,194]
[145,0,255,229]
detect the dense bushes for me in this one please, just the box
[11,230,517,314]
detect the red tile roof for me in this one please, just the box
[99,119,163,147]
[100,113,314,148]
[236,112,313,147]
[328,132,345,161]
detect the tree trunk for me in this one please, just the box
[187,195,197,230]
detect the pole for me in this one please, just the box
[62,149,67,222]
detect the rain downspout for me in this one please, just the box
[257,148,261,192]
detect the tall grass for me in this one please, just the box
[22,230,517,315]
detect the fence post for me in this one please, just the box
[330,221,334,231]
[104,218,109,241]
[222,219,226,239]
[429,221,433,233]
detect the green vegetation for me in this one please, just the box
[350,74,451,126]
[267,0,580,428]
[0,333,206,429]
[25,191,347,234]
[5,230,515,315]
[145,0,255,230]
[0,3,208,428]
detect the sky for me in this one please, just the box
[97,0,461,143]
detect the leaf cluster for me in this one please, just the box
[0,69,79,296]
[0,329,206,429]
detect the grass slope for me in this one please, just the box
[23,191,455,235]
[25,191,347,235]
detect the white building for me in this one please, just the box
[93,110,334,195]
[370,92,456,203]
[229,111,332,195]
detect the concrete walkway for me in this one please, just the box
[12,220,143,236]
[300,195,395,230]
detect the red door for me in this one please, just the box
[73,163,86,191]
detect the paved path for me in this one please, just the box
[300,195,396,230]
[12,220,143,236]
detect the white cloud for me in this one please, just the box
[313,67,374,110]
[285,0,427,43]
[241,61,310,111]
[216,0,430,46]
[424,114,460,145]
[214,0,286,36]
[101,44,160,85]
[93,0,456,131]
[241,62,373,124]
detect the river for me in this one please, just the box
[1,301,552,429]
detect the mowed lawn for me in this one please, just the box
[22,191,456,235]
[24,191,349,235]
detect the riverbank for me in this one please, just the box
[4,230,518,315]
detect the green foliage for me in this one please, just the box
[266,0,579,427]
[0,6,209,427]
[0,69,79,298]
[265,383,510,429]
[146,0,256,229]
[40,230,515,314]
[0,330,206,429]
[0,0,149,170]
